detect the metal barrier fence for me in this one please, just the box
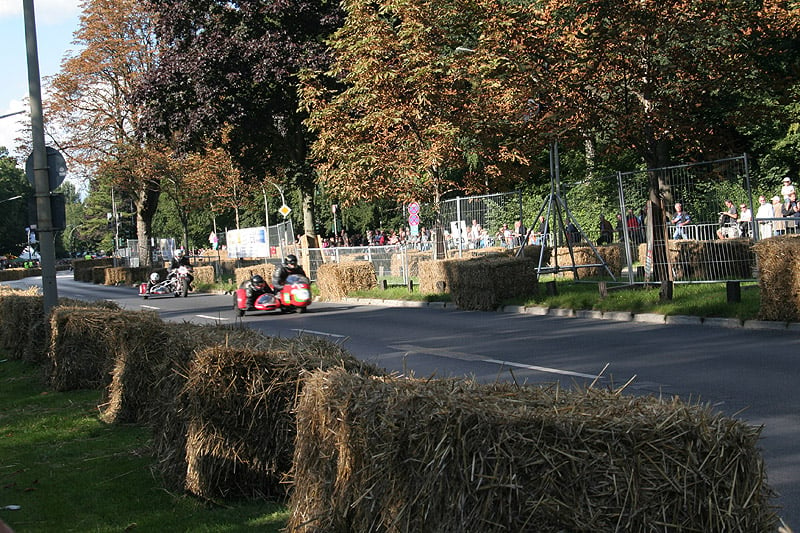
[418,192,524,256]
[304,245,409,285]
[611,155,755,284]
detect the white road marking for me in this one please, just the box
[196,315,228,321]
[481,358,599,379]
[291,328,346,338]
[140,305,160,310]
[390,343,600,380]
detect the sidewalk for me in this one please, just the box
[338,297,800,332]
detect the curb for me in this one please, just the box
[337,297,795,331]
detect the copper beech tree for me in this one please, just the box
[138,0,343,239]
[46,0,163,265]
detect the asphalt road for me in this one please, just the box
[8,272,799,527]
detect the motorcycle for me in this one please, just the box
[139,265,193,299]
[234,274,312,316]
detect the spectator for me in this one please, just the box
[716,199,739,239]
[597,214,614,245]
[670,202,691,239]
[782,190,800,233]
[565,221,580,244]
[772,196,786,235]
[513,218,527,246]
[738,203,752,238]
[755,195,774,240]
[781,177,795,201]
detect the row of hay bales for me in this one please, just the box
[0,267,43,282]
[635,239,755,280]
[0,287,778,529]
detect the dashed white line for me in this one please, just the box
[291,328,346,338]
[196,315,228,321]
[481,358,598,379]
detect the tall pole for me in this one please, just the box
[23,0,58,314]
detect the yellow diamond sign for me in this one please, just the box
[278,204,292,217]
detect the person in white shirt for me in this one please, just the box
[755,195,774,240]
[738,203,752,237]
[781,177,795,201]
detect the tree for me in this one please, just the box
[300,0,532,210]
[46,0,162,266]
[0,149,32,256]
[138,0,343,239]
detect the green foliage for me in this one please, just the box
[0,151,34,256]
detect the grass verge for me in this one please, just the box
[348,279,761,321]
[0,359,289,533]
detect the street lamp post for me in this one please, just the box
[23,0,58,314]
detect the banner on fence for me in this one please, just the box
[226,227,269,258]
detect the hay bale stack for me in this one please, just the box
[192,265,215,285]
[289,370,777,533]
[418,258,461,294]
[634,240,755,280]
[146,323,277,490]
[0,290,118,363]
[419,256,537,309]
[47,307,158,391]
[551,245,620,279]
[72,258,115,282]
[516,245,552,264]
[0,268,39,282]
[179,339,383,500]
[0,289,42,355]
[234,263,276,287]
[103,266,150,286]
[753,235,800,321]
[451,256,538,311]
[316,261,376,300]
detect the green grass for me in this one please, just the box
[0,359,289,533]
[351,279,761,321]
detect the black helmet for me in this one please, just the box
[283,254,298,268]
[251,274,266,289]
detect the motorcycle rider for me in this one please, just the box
[168,249,194,289]
[245,274,269,310]
[272,254,306,293]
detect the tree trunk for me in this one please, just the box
[302,188,315,238]
[135,178,161,267]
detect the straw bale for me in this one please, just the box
[72,258,115,282]
[418,258,461,294]
[551,245,621,279]
[0,291,118,363]
[178,339,383,500]
[146,323,277,490]
[753,235,800,322]
[102,266,151,285]
[192,265,215,285]
[452,256,539,311]
[47,307,156,391]
[463,246,511,258]
[0,268,40,282]
[419,256,537,309]
[316,261,376,300]
[234,263,276,287]
[289,370,777,533]
[634,240,755,280]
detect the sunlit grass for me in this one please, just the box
[347,278,761,320]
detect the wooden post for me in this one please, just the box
[726,281,741,303]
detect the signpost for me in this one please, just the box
[408,202,420,233]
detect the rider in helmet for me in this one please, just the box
[272,254,306,293]
[245,274,269,310]
[146,271,160,292]
[169,249,194,288]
